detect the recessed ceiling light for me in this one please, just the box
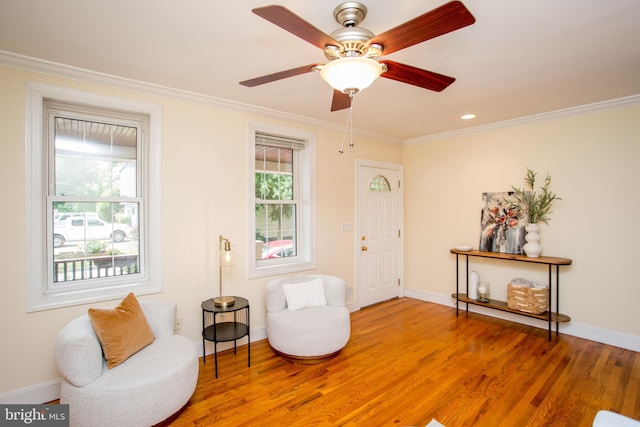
[461,114,476,120]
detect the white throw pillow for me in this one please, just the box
[283,279,327,311]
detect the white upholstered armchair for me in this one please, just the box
[55,298,198,427]
[265,274,351,363]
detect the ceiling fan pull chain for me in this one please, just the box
[348,98,354,149]
[338,97,355,155]
[338,119,347,154]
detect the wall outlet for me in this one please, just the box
[175,317,182,330]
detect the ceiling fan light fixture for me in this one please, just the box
[320,57,384,94]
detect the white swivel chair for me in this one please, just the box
[56,299,198,427]
[265,274,351,363]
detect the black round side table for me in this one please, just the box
[201,296,250,378]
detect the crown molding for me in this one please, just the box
[3,50,637,146]
[0,49,401,144]
[405,94,640,145]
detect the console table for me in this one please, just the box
[450,249,572,340]
[201,296,250,378]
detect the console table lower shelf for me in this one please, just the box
[452,293,571,323]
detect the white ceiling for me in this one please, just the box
[1,0,639,141]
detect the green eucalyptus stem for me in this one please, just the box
[511,168,560,225]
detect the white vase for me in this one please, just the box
[523,223,542,257]
[469,271,479,299]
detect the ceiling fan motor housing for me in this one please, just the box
[326,2,382,60]
[327,27,375,58]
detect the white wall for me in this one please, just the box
[0,63,403,400]
[403,103,640,346]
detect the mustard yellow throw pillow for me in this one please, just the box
[88,292,155,369]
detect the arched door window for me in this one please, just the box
[369,175,391,192]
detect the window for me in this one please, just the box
[249,125,315,278]
[25,83,162,311]
[369,175,391,191]
[49,107,141,284]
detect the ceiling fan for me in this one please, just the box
[239,1,475,112]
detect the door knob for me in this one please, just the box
[361,245,368,252]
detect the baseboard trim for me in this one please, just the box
[6,304,635,405]
[0,327,268,405]
[404,288,640,352]
[0,379,61,405]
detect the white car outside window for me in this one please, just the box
[53,217,131,248]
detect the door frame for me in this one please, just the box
[354,159,404,311]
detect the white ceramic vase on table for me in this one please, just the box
[469,271,479,299]
[523,223,542,257]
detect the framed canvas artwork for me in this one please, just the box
[479,191,527,254]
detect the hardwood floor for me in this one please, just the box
[170,297,638,426]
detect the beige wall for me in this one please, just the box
[404,104,640,338]
[0,65,402,396]
[2,62,638,400]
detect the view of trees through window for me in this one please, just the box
[255,144,297,260]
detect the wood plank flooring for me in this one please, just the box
[170,298,639,426]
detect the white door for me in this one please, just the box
[356,162,402,307]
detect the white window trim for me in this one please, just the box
[248,123,316,278]
[25,82,162,312]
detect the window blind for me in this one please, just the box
[256,132,306,150]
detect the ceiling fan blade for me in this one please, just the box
[370,1,475,55]
[239,64,319,87]
[331,90,352,112]
[380,60,455,92]
[252,5,339,50]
